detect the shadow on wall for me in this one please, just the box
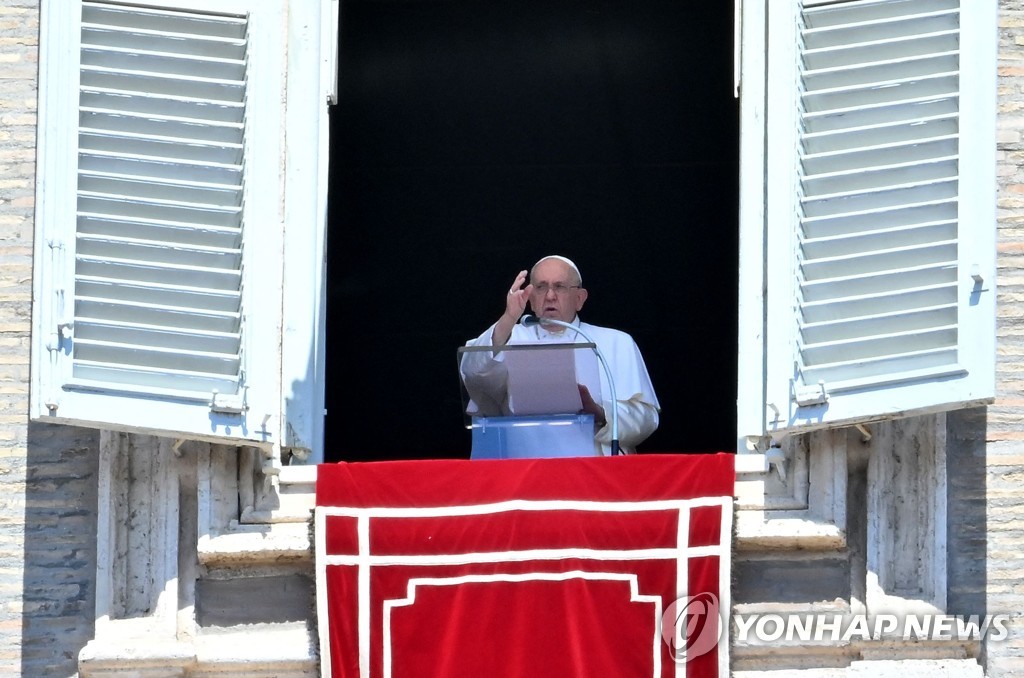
[20,421,99,677]
[946,407,989,663]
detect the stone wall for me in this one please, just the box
[990,4,1024,674]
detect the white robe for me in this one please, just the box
[460,317,660,455]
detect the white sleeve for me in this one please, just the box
[590,328,660,453]
[460,324,510,417]
[594,396,660,452]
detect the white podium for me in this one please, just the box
[469,414,596,459]
[458,342,600,459]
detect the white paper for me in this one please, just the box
[504,345,584,416]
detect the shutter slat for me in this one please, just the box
[80,46,245,81]
[803,30,959,70]
[77,233,241,269]
[74,338,240,375]
[802,114,958,155]
[801,179,958,218]
[81,25,245,59]
[803,0,958,26]
[80,67,245,102]
[803,157,957,196]
[72,362,239,394]
[801,348,960,387]
[802,52,959,91]
[801,264,957,303]
[802,325,957,366]
[81,88,244,124]
[80,108,244,144]
[76,318,240,354]
[76,277,241,311]
[77,214,240,248]
[82,2,246,39]
[78,194,242,227]
[79,152,241,185]
[804,94,958,132]
[802,241,956,281]
[801,283,958,324]
[803,221,956,259]
[76,255,242,290]
[79,130,243,165]
[803,9,959,44]
[801,199,957,239]
[78,172,242,206]
[801,304,957,344]
[803,73,958,113]
[801,135,958,175]
[77,296,239,333]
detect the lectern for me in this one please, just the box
[458,342,600,459]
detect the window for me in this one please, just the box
[31,0,333,459]
[737,0,996,451]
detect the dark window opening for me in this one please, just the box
[326,0,738,462]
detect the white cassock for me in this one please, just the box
[460,316,660,455]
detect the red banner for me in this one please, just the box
[316,454,735,677]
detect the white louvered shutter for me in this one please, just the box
[32,0,330,451]
[75,3,248,399]
[738,0,996,444]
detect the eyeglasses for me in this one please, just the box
[533,283,580,295]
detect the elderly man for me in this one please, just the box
[461,255,660,455]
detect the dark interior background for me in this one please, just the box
[326,0,738,461]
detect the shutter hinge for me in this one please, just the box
[794,380,829,407]
[210,388,248,415]
[56,320,73,344]
[48,322,72,354]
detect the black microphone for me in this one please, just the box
[518,314,621,455]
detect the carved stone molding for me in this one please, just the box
[865,414,947,618]
[79,432,318,677]
[736,428,848,550]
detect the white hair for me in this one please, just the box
[532,255,582,286]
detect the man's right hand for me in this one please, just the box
[493,269,532,346]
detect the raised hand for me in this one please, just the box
[493,270,533,345]
[504,270,532,322]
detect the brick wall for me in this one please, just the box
[990,3,1024,676]
[0,2,99,676]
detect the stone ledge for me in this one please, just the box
[80,623,317,677]
[194,623,317,675]
[734,658,984,677]
[733,638,980,674]
[736,511,846,551]
[79,636,194,677]
[199,522,311,565]
[80,622,315,675]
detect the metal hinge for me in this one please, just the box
[794,380,828,407]
[210,388,248,415]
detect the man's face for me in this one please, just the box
[528,258,588,324]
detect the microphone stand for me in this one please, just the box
[521,315,621,455]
